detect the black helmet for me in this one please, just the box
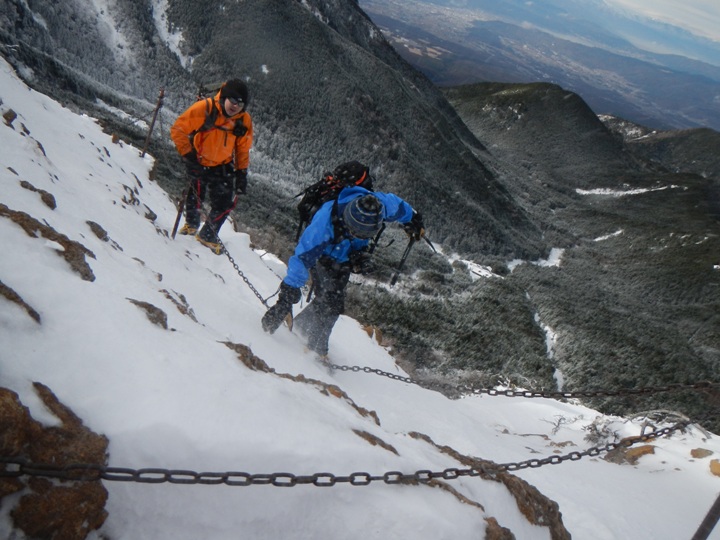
[343,195,384,239]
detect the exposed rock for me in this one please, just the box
[427,479,485,511]
[0,203,96,281]
[409,431,571,540]
[0,384,109,539]
[87,220,124,251]
[711,459,720,477]
[3,108,17,127]
[20,180,56,209]
[222,341,381,425]
[161,288,198,322]
[0,279,41,323]
[121,184,140,206]
[13,478,107,540]
[144,204,157,221]
[86,220,109,241]
[484,517,515,540]
[691,448,714,459]
[604,443,655,465]
[352,429,398,455]
[361,324,384,345]
[127,298,168,329]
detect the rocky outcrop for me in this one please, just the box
[0,204,96,281]
[0,384,109,539]
[409,431,571,540]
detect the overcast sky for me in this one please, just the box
[604,0,720,42]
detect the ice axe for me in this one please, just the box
[170,187,189,240]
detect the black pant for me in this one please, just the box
[185,166,235,242]
[294,257,351,356]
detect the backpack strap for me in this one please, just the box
[198,98,218,133]
[187,97,218,149]
[330,197,347,243]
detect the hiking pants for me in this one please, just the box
[185,165,235,242]
[293,257,351,356]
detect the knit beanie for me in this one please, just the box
[220,79,249,105]
[343,195,384,239]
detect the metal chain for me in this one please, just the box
[218,237,269,307]
[327,364,719,400]
[200,218,718,402]
[196,206,270,307]
[0,421,689,487]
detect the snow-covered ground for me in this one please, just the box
[1,57,718,539]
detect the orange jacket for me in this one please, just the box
[170,91,253,169]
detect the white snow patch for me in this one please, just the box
[594,229,624,242]
[87,0,132,63]
[576,185,682,197]
[508,248,564,272]
[151,0,193,68]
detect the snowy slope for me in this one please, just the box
[1,57,719,540]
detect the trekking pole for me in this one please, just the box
[692,492,720,540]
[423,235,438,254]
[170,186,189,240]
[390,238,416,287]
[368,223,386,255]
[295,219,306,242]
[141,87,164,158]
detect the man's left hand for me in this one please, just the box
[403,211,425,241]
[349,250,376,275]
[235,169,248,194]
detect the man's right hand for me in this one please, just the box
[278,282,301,306]
[183,151,203,177]
[402,211,425,241]
[261,282,301,334]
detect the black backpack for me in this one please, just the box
[295,161,374,239]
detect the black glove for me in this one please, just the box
[234,169,248,195]
[183,151,203,177]
[261,282,301,334]
[349,250,375,275]
[278,281,301,306]
[402,210,425,241]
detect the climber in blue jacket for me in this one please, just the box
[262,183,424,357]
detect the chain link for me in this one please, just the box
[219,238,269,307]
[327,364,718,400]
[0,421,689,487]
[197,214,270,307]
[170,218,713,487]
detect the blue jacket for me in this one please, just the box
[283,186,415,288]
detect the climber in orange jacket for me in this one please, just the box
[170,79,253,254]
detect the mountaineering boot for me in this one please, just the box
[196,235,223,255]
[178,223,198,235]
[316,353,333,375]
